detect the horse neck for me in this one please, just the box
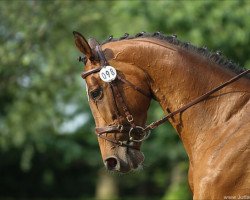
[114,38,249,159]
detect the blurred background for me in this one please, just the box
[0,0,250,199]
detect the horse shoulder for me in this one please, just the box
[192,103,250,199]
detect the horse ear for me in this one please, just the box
[73,31,93,59]
[88,38,100,50]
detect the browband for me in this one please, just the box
[81,67,102,79]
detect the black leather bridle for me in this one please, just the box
[81,44,250,149]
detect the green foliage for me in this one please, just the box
[0,0,250,199]
[163,162,192,200]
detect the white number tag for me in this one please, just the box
[99,66,117,82]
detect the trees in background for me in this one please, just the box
[0,0,249,199]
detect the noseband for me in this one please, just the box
[81,45,250,149]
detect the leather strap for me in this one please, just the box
[95,125,142,150]
[109,84,122,120]
[97,133,140,150]
[110,81,136,127]
[95,125,130,135]
[81,67,102,79]
[96,45,108,66]
[117,75,151,98]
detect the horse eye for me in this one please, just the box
[90,88,103,100]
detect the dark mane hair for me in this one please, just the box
[102,32,249,77]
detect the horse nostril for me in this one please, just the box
[105,156,119,171]
[111,114,117,120]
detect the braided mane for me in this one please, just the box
[102,32,249,77]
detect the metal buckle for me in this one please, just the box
[129,126,151,142]
[117,125,124,132]
[126,115,134,123]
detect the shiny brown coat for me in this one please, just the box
[74,33,250,199]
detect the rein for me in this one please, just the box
[82,45,250,149]
[144,69,250,132]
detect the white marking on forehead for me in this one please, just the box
[85,81,90,102]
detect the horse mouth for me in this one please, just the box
[104,147,144,173]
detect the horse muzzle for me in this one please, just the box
[104,147,145,173]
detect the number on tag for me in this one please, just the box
[99,66,117,82]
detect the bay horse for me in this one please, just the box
[73,31,250,199]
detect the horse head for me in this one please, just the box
[73,31,152,173]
